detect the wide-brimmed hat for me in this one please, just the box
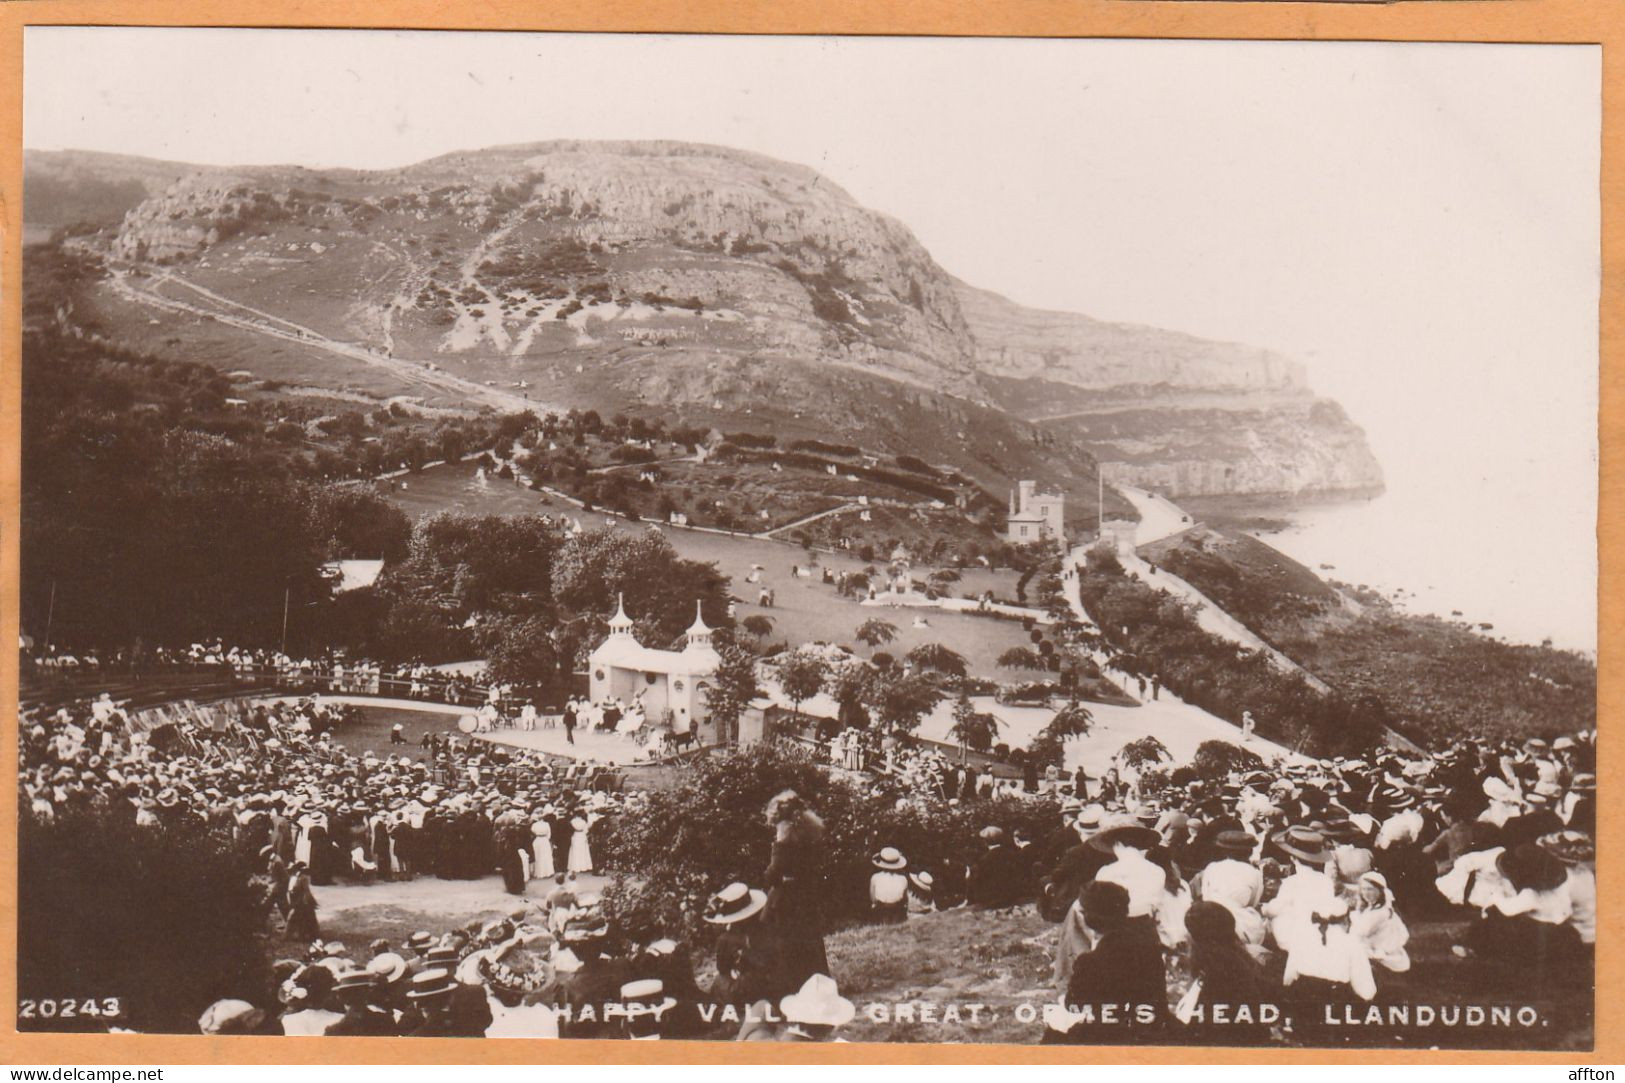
[703,882,768,925]
[480,939,555,997]
[1572,773,1597,792]
[1089,825,1160,854]
[1496,843,1568,893]
[1272,825,1332,865]
[1538,830,1595,866]
[1214,830,1255,857]
[872,847,907,871]
[908,870,935,893]
[197,999,266,1035]
[779,974,855,1027]
[367,953,408,984]
[405,932,435,953]
[1552,736,1577,752]
[1317,818,1364,843]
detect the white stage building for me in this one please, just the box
[587,597,721,736]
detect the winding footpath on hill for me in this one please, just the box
[1113,485,1333,695]
[1062,487,1303,766]
[105,262,552,415]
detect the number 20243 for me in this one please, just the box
[19,998,123,1020]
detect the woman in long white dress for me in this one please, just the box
[531,817,555,880]
[567,812,596,874]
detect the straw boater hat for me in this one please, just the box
[780,974,856,1028]
[406,969,458,1001]
[908,870,935,893]
[332,969,378,994]
[620,978,677,1017]
[872,847,907,871]
[1272,825,1333,865]
[703,882,768,925]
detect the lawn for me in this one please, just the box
[385,462,1050,681]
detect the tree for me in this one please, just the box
[482,615,561,689]
[777,649,829,719]
[948,692,1001,759]
[854,618,898,649]
[862,669,942,735]
[1046,700,1095,739]
[997,646,1042,669]
[1117,735,1172,771]
[706,644,762,745]
[905,642,968,678]
[741,615,775,640]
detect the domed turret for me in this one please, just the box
[607,593,636,638]
[684,600,713,652]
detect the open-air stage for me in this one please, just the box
[273,695,679,766]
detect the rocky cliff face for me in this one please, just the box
[33,140,1382,502]
[956,282,1305,394]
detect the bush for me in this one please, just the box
[19,813,271,1033]
[594,743,1057,945]
[1191,739,1265,780]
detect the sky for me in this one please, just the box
[24,29,1601,644]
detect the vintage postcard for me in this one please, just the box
[2,8,1612,1066]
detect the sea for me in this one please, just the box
[1249,478,1597,656]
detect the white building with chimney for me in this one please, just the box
[1006,480,1066,546]
[587,597,720,735]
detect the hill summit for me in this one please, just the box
[25,141,1383,508]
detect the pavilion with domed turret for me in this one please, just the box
[586,596,721,736]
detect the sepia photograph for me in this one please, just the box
[14,27,1601,1052]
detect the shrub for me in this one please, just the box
[18,813,271,1034]
[595,743,1058,944]
[1191,739,1265,780]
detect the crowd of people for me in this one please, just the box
[1026,731,1597,1044]
[24,640,517,711]
[18,652,1598,1046]
[20,691,635,905]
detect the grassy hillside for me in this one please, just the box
[1142,528,1596,743]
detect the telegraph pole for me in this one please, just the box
[281,584,291,655]
[1098,464,1105,535]
[43,580,57,649]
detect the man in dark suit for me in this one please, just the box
[966,827,1026,909]
[1051,880,1168,1044]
